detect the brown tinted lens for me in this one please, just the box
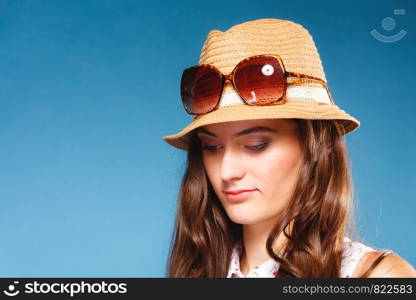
[233,56,286,105]
[180,66,223,114]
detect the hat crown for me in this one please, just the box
[199,18,327,82]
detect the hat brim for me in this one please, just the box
[162,101,360,151]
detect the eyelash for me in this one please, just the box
[201,143,268,153]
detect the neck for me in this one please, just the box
[239,218,291,276]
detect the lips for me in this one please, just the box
[224,189,257,202]
[225,189,256,195]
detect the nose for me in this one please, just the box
[220,145,245,182]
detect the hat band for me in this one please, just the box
[217,84,332,109]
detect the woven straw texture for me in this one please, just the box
[163,18,360,150]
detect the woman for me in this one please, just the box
[162,18,416,277]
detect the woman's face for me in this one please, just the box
[197,119,304,225]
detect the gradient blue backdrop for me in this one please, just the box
[0,0,414,277]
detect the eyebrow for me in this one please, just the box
[196,126,277,138]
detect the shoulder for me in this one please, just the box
[356,251,416,278]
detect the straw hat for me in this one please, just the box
[163,18,360,150]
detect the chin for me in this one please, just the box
[225,209,262,225]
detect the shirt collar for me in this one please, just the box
[227,241,280,278]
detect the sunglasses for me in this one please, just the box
[180,54,334,115]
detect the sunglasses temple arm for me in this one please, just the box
[286,72,336,105]
[324,85,335,105]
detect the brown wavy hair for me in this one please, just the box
[167,119,391,277]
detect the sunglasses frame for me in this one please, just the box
[181,54,335,115]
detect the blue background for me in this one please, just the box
[0,0,414,277]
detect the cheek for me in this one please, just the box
[254,141,303,196]
[202,155,220,189]
[265,148,300,177]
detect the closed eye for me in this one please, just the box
[246,143,268,151]
[201,145,221,152]
[201,143,268,153]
